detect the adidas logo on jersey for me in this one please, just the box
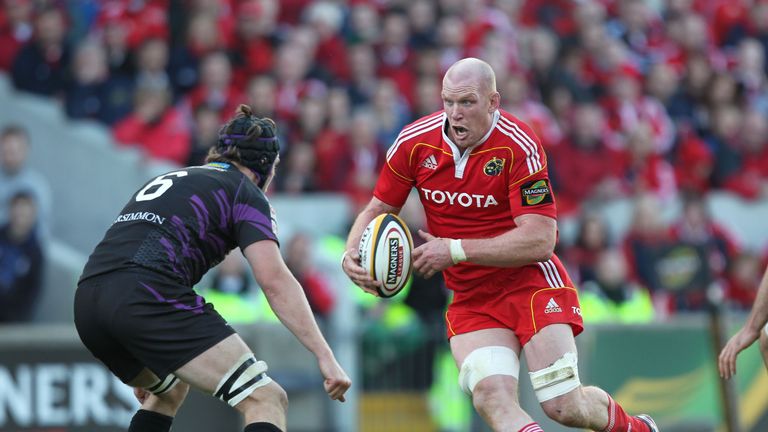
[544,297,562,314]
[421,154,438,170]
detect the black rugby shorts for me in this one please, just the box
[74,269,235,383]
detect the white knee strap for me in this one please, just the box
[146,374,180,395]
[458,346,520,395]
[529,351,581,402]
[764,323,768,337]
[214,353,272,407]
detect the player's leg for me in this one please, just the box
[75,277,188,432]
[174,333,288,431]
[524,323,656,432]
[450,328,543,432]
[126,368,190,432]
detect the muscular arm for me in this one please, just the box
[461,213,557,267]
[243,241,333,359]
[744,266,768,334]
[345,197,401,252]
[412,213,556,279]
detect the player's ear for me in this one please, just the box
[489,91,501,112]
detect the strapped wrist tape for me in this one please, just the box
[450,239,467,264]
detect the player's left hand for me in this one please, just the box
[412,230,453,279]
[718,326,759,379]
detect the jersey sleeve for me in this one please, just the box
[373,142,415,208]
[232,181,279,250]
[505,119,558,220]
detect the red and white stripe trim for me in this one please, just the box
[604,396,617,432]
[495,116,542,174]
[386,113,445,161]
[537,260,565,288]
[520,423,544,432]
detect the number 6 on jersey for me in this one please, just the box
[136,171,188,202]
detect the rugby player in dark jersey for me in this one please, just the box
[74,105,350,432]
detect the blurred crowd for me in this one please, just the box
[1,0,768,324]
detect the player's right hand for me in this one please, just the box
[718,326,759,379]
[341,248,381,296]
[317,355,351,402]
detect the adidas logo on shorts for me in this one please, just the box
[544,297,562,314]
[421,154,438,170]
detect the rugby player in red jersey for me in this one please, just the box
[342,58,659,432]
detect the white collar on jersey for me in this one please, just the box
[442,110,501,179]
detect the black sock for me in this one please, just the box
[128,409,173,432]
[244,422,282,432]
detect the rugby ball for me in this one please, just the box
[358,213,414,298]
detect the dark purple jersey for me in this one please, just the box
[80,162,278,286]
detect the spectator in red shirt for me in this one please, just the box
[343,108,384,208]
[551,102,623,215]
[616,121,678,202]
[377,10,416,108]
[723,251,764,311]
[313,87,351,192]
[113,82,190,165]
[230,0,277,84]
[602,67,676,155]
[184,50,244,122]
[501,71,563,149]
[304,1,349,83]
[0,0,33,71]
[720,109,768,199]
[285,232,335,318]
[93,3,134,78]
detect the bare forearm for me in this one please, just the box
[746,267,768,333]
[461,230,554,267]
[263,272,333,359]
[460,215,556,267]
[345,198,399,251]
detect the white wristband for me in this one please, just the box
[449,239,467,264]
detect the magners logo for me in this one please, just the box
[387,238,403,285]
[520,179,553,207]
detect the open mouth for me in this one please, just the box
[452,125,469,139]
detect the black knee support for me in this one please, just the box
[244,422,282,432]
[128,409,173,432]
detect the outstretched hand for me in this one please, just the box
[718,326,760,379]
[412,230,454,279]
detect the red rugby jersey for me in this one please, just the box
[374,109,563,292]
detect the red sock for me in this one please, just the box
[603,395,650,432]
[519,423,544,432]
